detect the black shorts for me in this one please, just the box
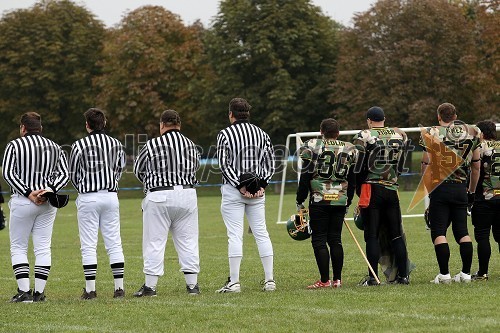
[428,183,468,242]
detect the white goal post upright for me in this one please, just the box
[276,124,500,224]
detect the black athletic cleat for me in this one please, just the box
[186,284,200,295]
[133,284,157,297]
[33,291,46,302]
[471,272,488,281]
[359,276,379,286]
[10,289,33,303]
[113,288,125,298]
[80,289,97,300]
[395,276,410,285]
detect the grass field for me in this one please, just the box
[0,191,498,332]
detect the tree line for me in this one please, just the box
[0,0,497,154]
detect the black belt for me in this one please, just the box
[442,180,464,184]
[86,189,117,193]
[149,185,194,192]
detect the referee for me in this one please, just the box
[2,112,69,302]
[216,97,276,293]
[69,108,126,299]
[133,109,201,296]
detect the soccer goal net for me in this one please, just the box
[276,124,500,224]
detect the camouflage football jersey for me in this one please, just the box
[479,139,500,200]
[300,138,357,206]
[419,122,481,184]
[353,127,408,191]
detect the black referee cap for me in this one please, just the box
[41,191,69,208]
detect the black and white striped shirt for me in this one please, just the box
[2,133,69,196]
[69,130,125,193]
[134,129,200,193]
[217,120,275,188]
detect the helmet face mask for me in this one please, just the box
[286,209,311,241]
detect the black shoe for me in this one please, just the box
[471,272,488,281]
[33,291,46,302]
[186,284,200,295]
[113,288,125,298]
[133,284,157,297]
[395,276,410,285]
[80,289,97,300]
[10,289,33,303]
[359,276,379,286]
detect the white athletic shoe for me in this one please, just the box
[431,273,452,284]
[453,271,472,283]
[216,278,241,293]
[262,280,276,292]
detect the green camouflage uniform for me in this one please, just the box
[353,127,408,190]
[299,138,358,206]
[419,123,481,183]
[478,139,500,200]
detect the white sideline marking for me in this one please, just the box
[277,213,424,224]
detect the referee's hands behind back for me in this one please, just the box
[239,186,265,198]
[29,189,48,205]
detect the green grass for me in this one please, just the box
[0,191,499,332]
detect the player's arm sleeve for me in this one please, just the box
[296,158,313,205]
[468,148,481,193]
[216,133,239,188]
[397,133,409,176]
[50,148,70,192]
[2,143,31,197]
[133,145,148,183]
[347,165,356,206]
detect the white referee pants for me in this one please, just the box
[141,186,199,276]
[76,191,124,265]
[220,184,273,258]
[9,195,57,266]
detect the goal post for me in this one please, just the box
[275,124,500,224]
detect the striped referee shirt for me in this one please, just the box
[69,130,125,193]
[134,129,200,193]
[2,133,69,197]
[217,120,275,188]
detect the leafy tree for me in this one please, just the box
[94,6,209,142]
[331,0,479,129]
[0,0,105,145]
[460,0,499,122]
[202,0,340,144]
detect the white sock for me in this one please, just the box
[35,278,48,293]
[184,273,198,287]
[17,278,30,292]
[114,278,124,290]
[85,280,96,292]
[261,255,274,281]
[145,274,158,289]
[229,256,242,283]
